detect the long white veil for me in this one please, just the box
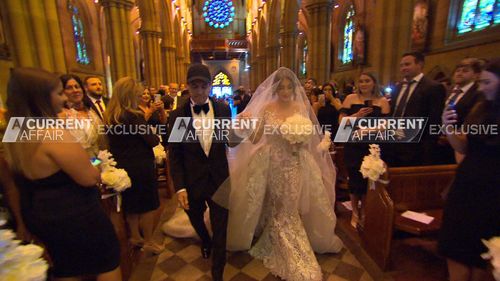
[214,67,339,251]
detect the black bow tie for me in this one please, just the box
[193,103,209,114]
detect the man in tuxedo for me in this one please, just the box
[83,76,108,120]
[387,52,447,166]
[167,64,231,281]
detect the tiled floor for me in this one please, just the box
[129,196,375,281]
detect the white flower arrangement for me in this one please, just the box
[280,114,313,145]
[317,131,332,152]
[153,143,167,165]
[97,150,132,212]
[360,144,388,189]
[0,228,47,281]
[482,236,500,281]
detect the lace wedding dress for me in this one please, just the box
[243,111,342,281]
[216,67,343,281]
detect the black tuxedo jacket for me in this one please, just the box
[167,98,232,201]
[83,95,109,120]
[388,75,446,166]
[450,83,484,126]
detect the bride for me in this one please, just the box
[215,67,343,281]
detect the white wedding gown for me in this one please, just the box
[227,110,343,281]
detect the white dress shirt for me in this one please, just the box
[445,81,474,105]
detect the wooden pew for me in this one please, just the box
[361,164,457,270]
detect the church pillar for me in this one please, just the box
[162,45,177,84]
[141,30,163,87]
[3,0,37,67]
[118,1,136,80]
[176,55,185,83]
[306,0,333,83]
[266,45,280,76]
[280,31,297,73]
[44,0,67,73]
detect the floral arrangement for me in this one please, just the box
[97,150,132,212]
[482,236,500,280]
[153,143,167,165]
[280,114,313,145]
[317,131,332,152]
[0,228,47,281]
[360,144,388,189]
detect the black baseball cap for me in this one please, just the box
[187,64,212,84]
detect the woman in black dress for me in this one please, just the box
[439,59,500,281]
[105,77,162,254]
[315,83,342,138]
[4,68,121,280]
[339,73,390,228]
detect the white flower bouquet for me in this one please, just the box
[360,144,388,189]
[97,150,132,212]
[0,228,47,281]
[317,131,332,152]
[482,236,500,281]
[280,114,313,145]
[153,143,167,165]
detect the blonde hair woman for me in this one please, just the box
[105,77,163,254]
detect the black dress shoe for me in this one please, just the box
[201,244,211,259]
[211,268,223,281]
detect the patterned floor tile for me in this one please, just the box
[177,244,203,263]
[165,238,195,253]
[157,255,188,275]
[229,272,259,281]
[241,258,270,280]
[227,251,254,269]
[333,261,364,281]
[190,256,212,273]
[169,264,205,281]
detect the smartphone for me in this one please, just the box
[447,100,456,111]
[154,94,161,103]
[364,100,373,107]
[91,157,102,166]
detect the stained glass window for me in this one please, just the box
[211,72,232,98]
[68,2,90,65]
[457,0,499,34]
[203,0,235,29]
[342,5,355,64]
[301,39,308,77]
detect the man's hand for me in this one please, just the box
[177,190,189,210]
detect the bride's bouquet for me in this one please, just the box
[97,150,132,212]
[153,143,167,165]
[280,114,313,145]
[360,144,388,189]
[482,236,500,280]
[0,228,47,281]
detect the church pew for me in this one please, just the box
[361,164,457,270]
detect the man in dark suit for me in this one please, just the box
[167,64,231,281]
[440,58,484,163]
[387,52,447,166]
[233,86,251,114]
[83,76,109,120]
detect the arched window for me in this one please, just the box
[457,0,499,34]
[67,1,90,65]
[211,72,232,98]
[341,5,355,64]
[301,39,308,77]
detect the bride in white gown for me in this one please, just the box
[214,68,343,281]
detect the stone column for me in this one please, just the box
[266,45,280,76]
[44,0,67,73]
[4,0,37,67]
[141,30,163,87]
[280,31,297,73]
[176,55,185,84]
[26,0,53,70]
[102,0,128,81]
[306,0,333,83]
[162,44,177,84]
[118,1,136,79]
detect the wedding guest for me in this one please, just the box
[105,77,163,254]
[304,77,317,104]
[59,74,105,157]
[315,83,342,138]
[439,59,500,281]
[387,52,446,166]
[4,67,121,280]
[138,87,167,125]
[83,75,108,121]
[233,86,251,114]
[339,72,390,228]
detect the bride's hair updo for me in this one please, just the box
[271,68,298,98]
